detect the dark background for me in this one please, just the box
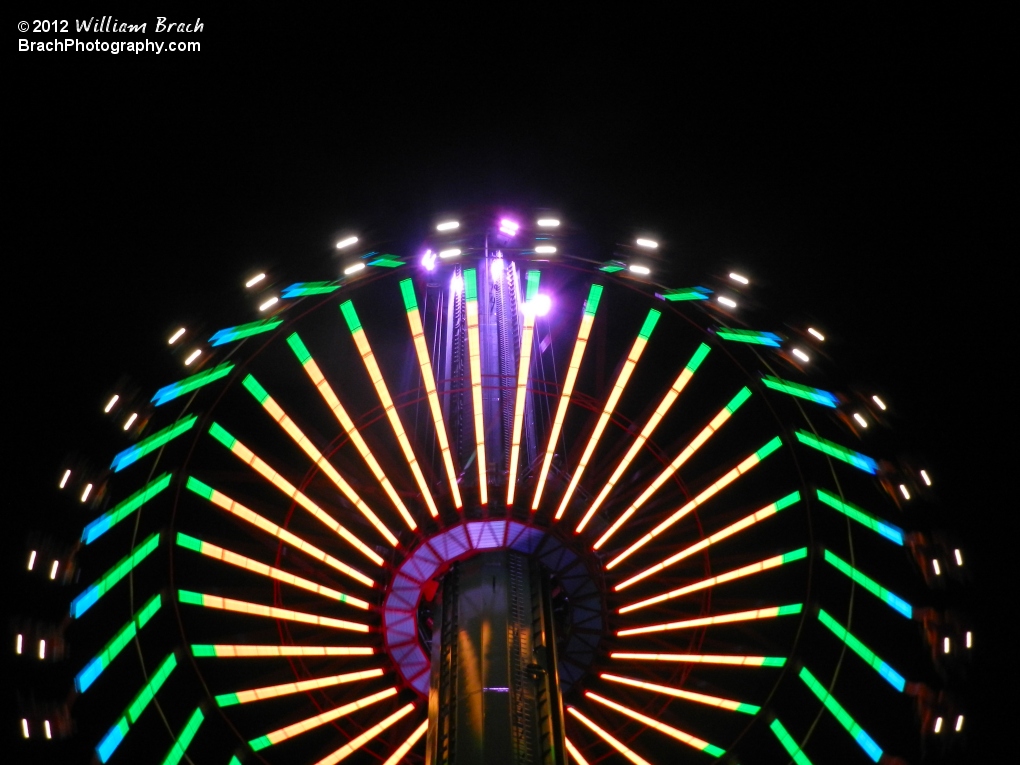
[9,7,1007,763]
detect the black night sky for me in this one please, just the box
[9,8,1008,764]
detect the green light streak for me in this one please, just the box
[207,421,236,450]
[769,719,813,765]
[661,286,711,301]
[215,692,241,707]
[725,386,752,413]
[82,472,172,544]
[151,362,234,406]
[74,594,162,692]
[339,300,362,333]
[127,653,177,723]
[71,533,161,618]
[798,666,883,762]
[823,550,913,618]
[782,547,809,564]
[249,734,272,751]
[281,281,340,297]
[175,532,203,553]
[715,328,781,346]
[816,489,904,544]
[525,270,541,301]
[755,435,783,460]
[110,415,197,472]
[241,374,270,404]
[367,254,403,268]
[583,284,604,316]
[177,589,205,606]
[762,375,839,407]
[191,645,217,657]
[286,332,312,364]
[599,262,625,273]
[463,268,478,301]
[209,317,283,346]
[817,609,906,691]
[686,342,711,371]
[794,430,878,474]
[637,309,661,340]
[160,707,204,765]
[399,278,418,312]
[775,490,802,511]
[776,603,804,616]
[185,475,214,501]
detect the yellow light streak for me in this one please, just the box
[565,738,591,765]
[465,294,488,504]
[609,652,775,666]
[228,668,384,705]
[567,707,651,765]
[382,719,428,765]
[202,645,373,658]
[585,692,718,752]
[349,324,440,517]
[617,605,787,637]
[313,703,416,765]
[576,365,697,533]
[260,688,397,747]
[203,486,376,587]
[190,592,370,633]
[507,300,538,505]
[600,673,747,712]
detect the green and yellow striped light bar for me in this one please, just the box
[82,473,172,544]
[606,436,783,569]
[619,547,807,611]
[823,549,913,618]
[216,668,383,707]
[762,375,839,408]
[248,688,397,751]
[614,492,802,591]
[95,652,177,762]
[463,269,488,504]
[160,707,204,765]
[601,673,759,715]
[340,300,440,517]
[554,309,661,520]
[567,706,653,765]
[192,644,373,658]
[178,590,369,632]
[151,362,234,406]
[400,279,463,509]
[185,476,375,587]
[175,532,369,609]
[795,430,878,474]
[75,594,162,692]
[798,666,883,762]
[507,271,541,505]
[595,386,751,548]
[532,284,603,510]
[110,415,197,472]
[817,608,906,691]
[209,317,283,346]
[577,343,710,533]
[610,652,786,667]
[587,692,726,757]
[285,333,417,529]
[715,328,781,346]
[618,603,802,637]
[281,281,340,298]
[769,719,814,765]
[207,423,383,565]
[241,374,398,545]
[383,720,429,765]
[816,489,904,544]
[71,533,160,618]
[313,703,416,765]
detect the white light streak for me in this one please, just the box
[80,483,93,502]
[718,296,737,308]
[490,258,504,281]
[245,273,266,288]
[59,470,71,489]
[920,469,931,486]
[954,548,963,566]
[184,349,202,366]
[943,637,951,653]
[853,412,868,428]
[436,221,459,231]
[537,218,560,227]
[534,245,557,254]
[104,395,119,413]
[439,248,461,258]
[792,348,810,362]
[729,272,749,284]
[343,263,366,275]
[38,639,46,659]
[955,715,964,732]
[629,264,651,275]
[168,327,186,345]
[16,634,23,654]
[932,559,941,576]
[21,719,29,739]
[635,238,658,248]
[259,297,279,311]
[934,716,943,734]
[899,484,911,500]
[872,394,887,410]
[44,720,52,740]
[965,631,972,648]
[335,236,359,249]
[123,413,138,431]
[808,327,825,341]
[49,560,59,580]
[27,551,36,571]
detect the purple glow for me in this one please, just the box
[499,218,520,236]
[421,249,437,271]
[533,293,551,317]
[451,274,464,293]
[490,258,504,282]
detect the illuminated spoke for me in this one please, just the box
[178,590,370,633]
[400,279,463,508]
[606,436,783,569]
[340,301,440,517]
[816,489,904,544]
[160,707,204,765]
[567,706,653,765]
[75,594,162,693]
[795,430,878,474]
[281,281,340,297]
[286,333,418,528]
[596,387,752,548]
[586,692,726,756]
[110,415,197,472]
[555,309,661,520]
[191,644,373,658]
[610,652,786,667]
[95,653,177,763]
[769,719,814,765]
[312,703,416,765]
[460,269,488,505]
[823,549,914,618]
[619,547,807,611]
[208,423,383,565]
[565,737,591,765]
[382,719,428,765]
[576,343,709,533]
[248,688,397,750]
[761,375,838,408]
[601,673,758,714]
[798,666,884,762]
[817,609,906,691]
[614,492,801,591]
[71,533,161,618]
[507,271,541,504]
[151,362,234,406]
[533,284,603,509]
[175,533,370,609]
[216,668,384,707]
[185,476,375,587]
[618,603,802,637]
[81,473,172,544]
[715,328,781,346]
[242,374,399,545]
[209,317,282,346]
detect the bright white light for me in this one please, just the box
[629,264,651,275]
[16,634,22,654]
[439,248,461,259]
[123,413,137,431]
[451,275,464,293]
[899,484,911,500]
[184,349,202,366]
[168,327,186,345]
[792,348,810,362]
[258,297,279,312]
[49,560,59,580]
[499,219,519,234]
[934,716,943,734]
[955,715,964,732]
[965,630,972,648]
[807,327,825,341]
[537,218,560,227]
[335,236,359,249]
[920,469,931,486]
[853,412,868,428]
[39,639,46,659]
[80,483,93,503]
[245,273,266,288]
[717,296,737,308]
[27,551,36,571]
[954,548,963,566]
[436,221,460,232]
[932,559,941,576]
[59,470,70,489]
[729,272,749,285]
[872,394,887,411]
[533,294,552,317]
[534,245,557,254]
[44,720,52,740]
[490,258,504,282]
[421,250,437,271]
[635,238,658,249]
[343,263,366,275]
[21,719,28,739]
[103,395,119,413]
[943,637,951,653]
